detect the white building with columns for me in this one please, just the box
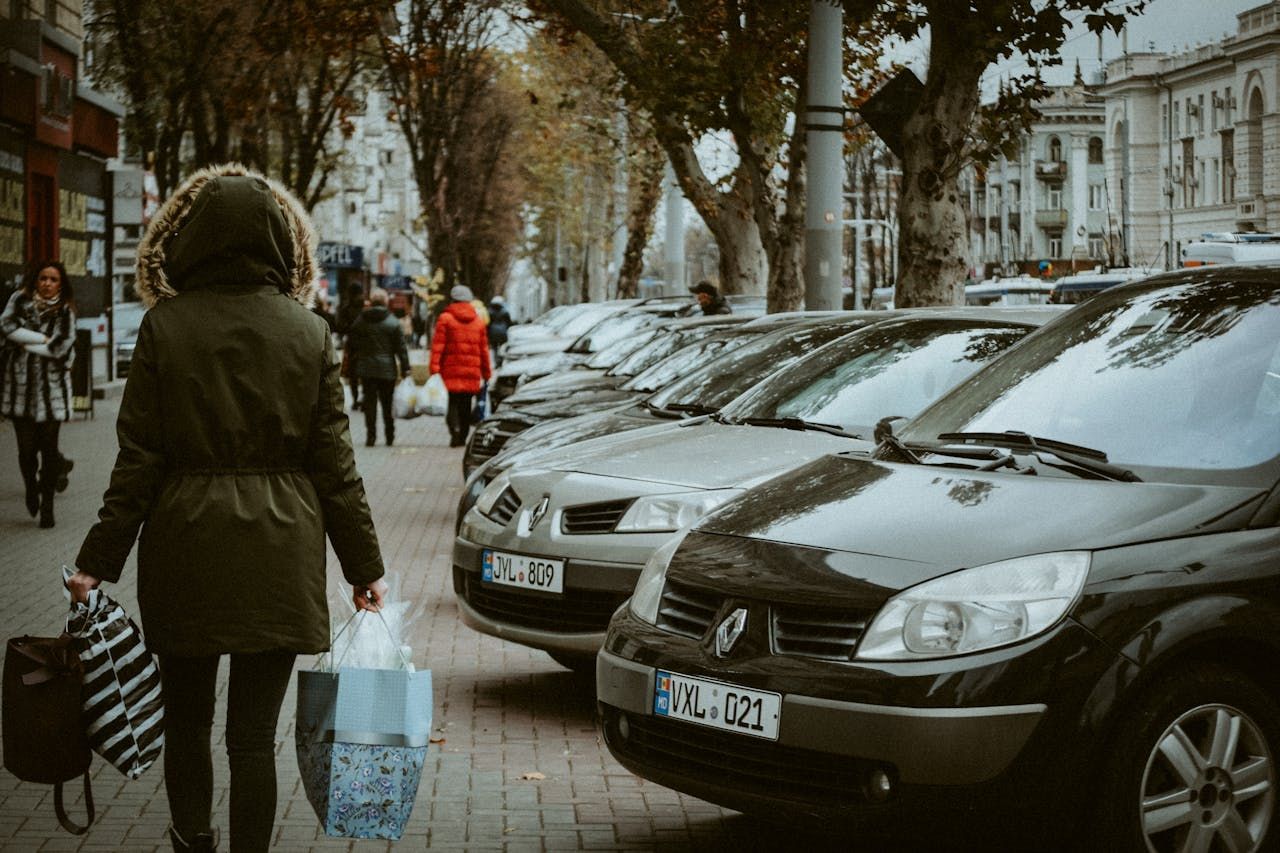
[963,80,1110,278]
[1102,1,1280,269]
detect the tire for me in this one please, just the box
[1093,663,1279,853]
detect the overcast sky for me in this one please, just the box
[942,0,1264,93]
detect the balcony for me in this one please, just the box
[1237,196,1267,229]
[1035,208,1068,229]
[1035,160,1067,181]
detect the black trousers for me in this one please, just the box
[447,392,475,444]
[361,377,395,444]
[159,652,296,853]
[12,417,61,496]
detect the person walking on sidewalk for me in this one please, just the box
[487,294,512,368]
[689,280,732,315]
[64,164,389,853]
[430,284,491,447]
[334,282,366,410]
[347,287,410,447]
[0,260,76,528]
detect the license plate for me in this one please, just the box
[653,670,781,740]
[481,549,565,594]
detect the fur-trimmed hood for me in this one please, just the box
[134,163,317,309]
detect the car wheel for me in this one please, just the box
[1095,664,1278,853]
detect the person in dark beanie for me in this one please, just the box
[347,287,410,447]
[64,163,388,853]
[689,280,732,315]
[430,284,491,446]
[0,260,76,527]
[487,294,513,366]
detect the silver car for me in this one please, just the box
[453,309,1061,672]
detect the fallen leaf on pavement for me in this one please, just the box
[519,771,546,781]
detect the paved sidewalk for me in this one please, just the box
[0,390,849,852]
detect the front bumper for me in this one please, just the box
[452,535,641,655]
[597,650,1043,788]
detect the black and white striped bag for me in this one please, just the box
[63,571,163,779]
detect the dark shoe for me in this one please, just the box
[24,482,38,517]
[56,457,73,493]
[386,435,395,447]
[169,825,219,852]
[38,497,54,529]
[365,435,376,447]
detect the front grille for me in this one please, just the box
[486,487,520,526]
[656,579,722,640]
[466,420,528,465]
[771,604,869,661]
[606,711,875,807]
[561,499,632,535]
[461,572,629,632]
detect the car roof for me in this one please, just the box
[658,314,755,329]
[893,305,1066,326]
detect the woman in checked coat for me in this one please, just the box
[64,164,389,853]
[1,260,76,528]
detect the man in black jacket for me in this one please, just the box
[487,295,513,366]
[690,280,732,315]
[347,287,410,446]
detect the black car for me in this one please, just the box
[597,266,1280,849]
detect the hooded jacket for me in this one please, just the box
[347,304,409,381]
[76,164,384,657]
[429,300,491,394]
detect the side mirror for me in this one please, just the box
[873,415,907,444]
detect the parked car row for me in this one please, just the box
[452,269,1280,849]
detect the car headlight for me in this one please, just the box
[614,489,741,533]
[629,529,690,624]
[854,551,1090,661]
[473,472,512,519]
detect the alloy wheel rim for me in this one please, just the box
[1140,703,1275,853]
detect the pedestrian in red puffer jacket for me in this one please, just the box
[430,284,491,446]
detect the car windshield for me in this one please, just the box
[533,304,574,332]
[556,306,620,341]
[585,327,659,369]
[721,319,1031,437]
[567,311,656,354]
[647,320,874,412]
[607,326,722,377]
[901,272,1280,480]
[621,338,731,393]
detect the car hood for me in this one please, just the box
[498,406,656,461]
[496,351,581,379]
[501,338,572,360]
[546,418,871,489]
[506,389,638,419]
[503,369,623,402]
[682,455,1267,604]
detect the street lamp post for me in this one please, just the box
[804,0,844,310]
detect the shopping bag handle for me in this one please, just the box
[54,771,94,835]
[321,608,413,672]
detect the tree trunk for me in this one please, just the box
[895,24,984,308]
[708,195,767,297]
[616,130,666,299]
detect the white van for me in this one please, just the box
[1181,233,1280,266]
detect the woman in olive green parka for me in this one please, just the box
[67,164,388,853]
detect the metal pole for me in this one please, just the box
[804,0,844,310]
[663,164,685,296]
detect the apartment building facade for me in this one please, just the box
[1102,1,1280,269]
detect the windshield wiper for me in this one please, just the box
[737,416,862,439]
[664,402,715,416]
[642,400,684,420]
[937,431,1142,482]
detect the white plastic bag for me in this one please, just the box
[392,378,421,420]
[325,572,424,672]
[416,374,448,416]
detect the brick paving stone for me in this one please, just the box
[0,386,871,853]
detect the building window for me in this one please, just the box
[1183,140,1196,207]
[1186,98,1194,136]
[1088,136,1103,164]
[1173,102,1180,139]
[1049,236,1062,258]
[1197,95,1205,135]
[1225,87,1234,124]
[1048,136,1062,162]
[1088,184,1104,210]
[1048,187,1063,209]
[1211,90,1219,131]
[1223,130,1236,201]
[1088,236,1105,259]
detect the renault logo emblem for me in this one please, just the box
[715,608,748,657]
[527,496,551,532]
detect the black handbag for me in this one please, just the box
[2,634,95,834]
